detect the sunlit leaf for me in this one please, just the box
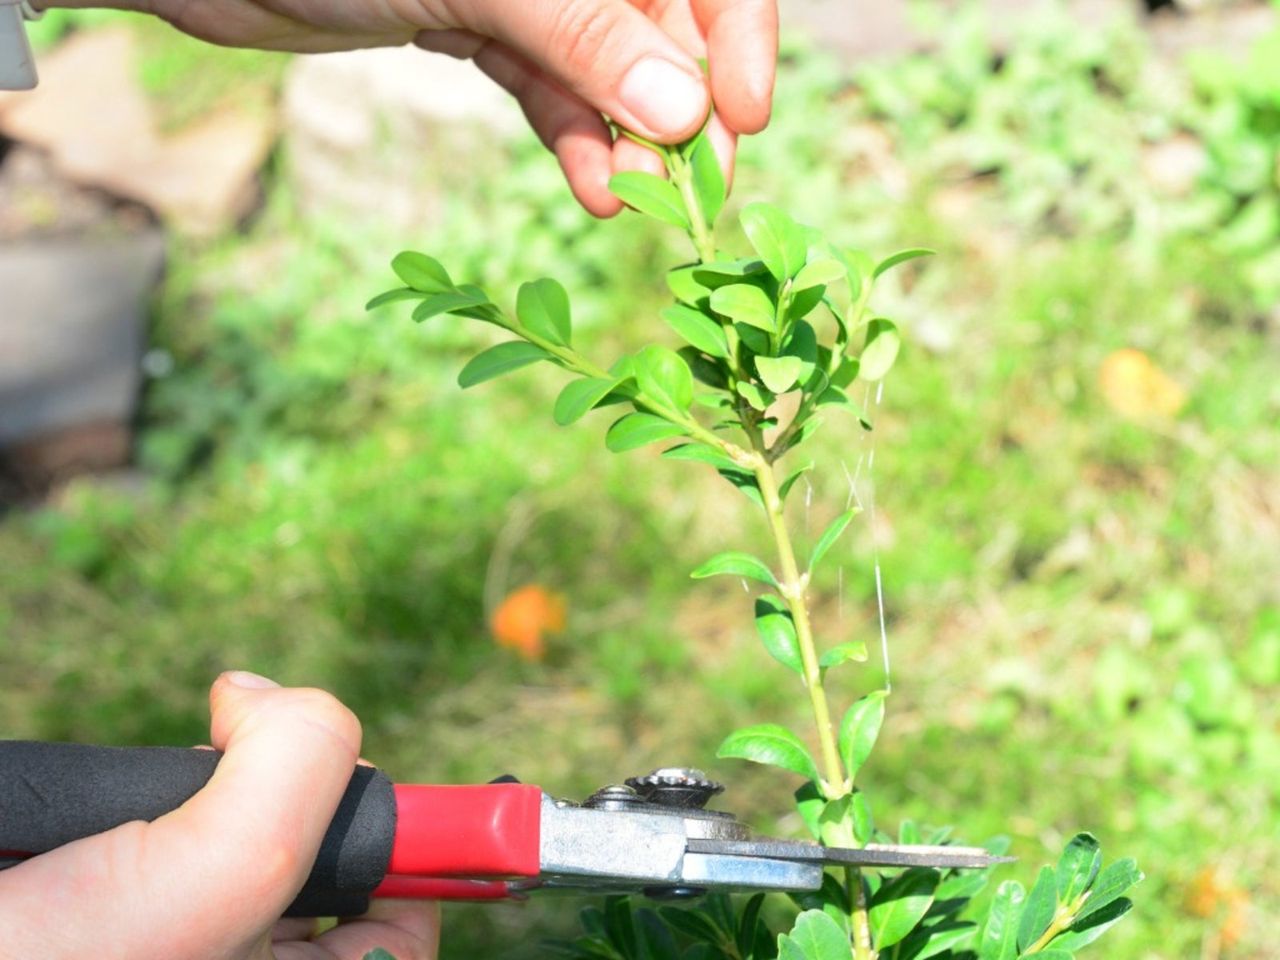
[869,868,940,950]
[756,356,806,393]
[609,171,690,229]
[661,443,739,472]
[778,910,852,960]
[859,318,900,381]
[810,508,860,572]
[457,342,551,387]
[365,287,425,310]
[634,344,694,414]
[718,724,821,783]
[604,412,688,452]
[978,880,1025,960]
[667,264,712,306]
[517,277,572,345]
[711,284,777,333]
[838,690,887,780]
[755,594,802,673]
[1056,833,1102,904]
[689,136,726,224]
[662,304,730,358]
[873,248,934,279]
[1074,858,1143,923]
[691,551,778,586]
[413,289,491,322]
[1053,897,1134,951]
[554,378,618,426]
[818,640,867,669]
[1016,866,1058,953]
[793,257,847,292]
[741,202,808,281]
[391,251,453,293]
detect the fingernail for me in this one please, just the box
[225,670,279,690]
[619,57,708,138]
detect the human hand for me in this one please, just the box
[37,0,777,216]
[0,672,439,960]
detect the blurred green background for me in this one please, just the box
[2,2,1277,959]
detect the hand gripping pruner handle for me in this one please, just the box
[0,741,543,916]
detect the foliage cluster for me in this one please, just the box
[369,110,1143,957]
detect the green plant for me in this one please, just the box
[370,115,1142,959]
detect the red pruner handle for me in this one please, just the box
[383,783,542,880]
[374,877,519,901]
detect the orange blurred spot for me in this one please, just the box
[490,585,566,661]
[1098,348,1187,420]
[1183,866,1250,949]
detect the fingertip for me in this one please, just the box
[559,130,624,218]
[706,115,738,192]
[612,135,666,177]
[701,0,777,135]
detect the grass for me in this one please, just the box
[3,7,1278,960]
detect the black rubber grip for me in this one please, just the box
[0,741,397,917]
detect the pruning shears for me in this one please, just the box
[0,743,1012,916]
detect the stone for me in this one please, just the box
[281,46,524,227]
[0,28,274,235]
[0,228,165,448]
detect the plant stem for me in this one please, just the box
[751,445,845,795]
[667,148,718,264]
[851,869,876,960]
[1024,906,1078,954]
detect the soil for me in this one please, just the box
[0,136,155,242]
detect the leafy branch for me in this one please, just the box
[369,116,1140,960]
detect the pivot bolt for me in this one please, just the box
[626,768,724,809]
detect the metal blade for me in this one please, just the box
[685,839,1015,870]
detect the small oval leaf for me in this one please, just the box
[711,284,776,333]
[517,277,572,345]
[457,341,550,388]
[868,868,940,950]
[755,355,805,394]
[661,304,730,359]
[412,289,491,323]
[690,551,778,586]
[635,344,694,414]
[608,171,690,229]
[755,594,803,673]
[819,640,868,669]
[859,318,901,381]
[810,508,861,572]
[604,412,688,453]
[717,724,821,782]
[689,136,727,225]
[838,690,887,780]
[740,202,807,281]
[392,251,453,293]
[554,377,618,426]
[365,287,426,311]
[873,248,935,279]
[1016,866,1058,953]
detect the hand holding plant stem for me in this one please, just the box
[369,117,1142,960]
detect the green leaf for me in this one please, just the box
[755,595,802,673]
[838,690,887,780]
[412,289,490,322]
[691,551,778,586]
[899,922,978,960]
[859,318,901,381]
[362,951,398,960]
[667,265,712,307]
[781,910,852,960]
[517,277,572,345]
[689,136,727,225]
[662,305,730,358]
[978,881,1025,960]
[457,342,551,388]
[831,357,860,388]
[662,443,739,472]
[778,463,814,501]
[736,381,772,411]
[720,470,765,509]
[756,356,805,393]
[873,248,935,279]
[365,287,425,310]
[718,724,821,782]
[1074,858,1143,923]
[793,782,825,841]
[608,171,690,229]
[736,893,767,959]
[810,508,860,572]
[1052,897,1134,951]
[741,202,807,281]
[1056,833,1102,904]
[818,640,867,669]
[605,412,688,453]
[711,284,776,333]
[693,258,768,288]
[1016,866,1058,953]
[868,868,940,950]
[634,345,694,414]
[391,251,453,293]
[554,378,618,426]
[658,906,726,946]
[793,258,847,292]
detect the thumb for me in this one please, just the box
[0,672,364,960]
[458,0,710,143]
